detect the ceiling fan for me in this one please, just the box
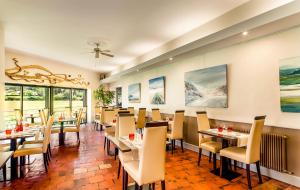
[89,42,114,58]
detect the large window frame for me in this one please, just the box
[5,83,87,122]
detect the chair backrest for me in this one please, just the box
[246,116,266,164]
[151,108,161,121]
[76,108,83,130]
[170,110,185,139]
[139,122,167,184]
[196,111,211,144]
[127,107,134,114]
[136,108,146,129]
[103,109,115,123]
[44,108,49,122]
[117,113,135,137]
[15,109,22,122]
[43,115,54,153]
[65,107,72,118]
[39,109,46,126]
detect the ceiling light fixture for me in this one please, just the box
[242,31,248,36]
[169,57,173,61]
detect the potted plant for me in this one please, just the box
[94,85,115,106]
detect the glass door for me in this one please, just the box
[4,85,22,125]
[52,87,71,118]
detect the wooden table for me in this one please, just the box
[198,129,249,181]
[0,132,35,180]
[54,118,76,146]
[0,151,13,181]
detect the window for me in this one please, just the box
[52,87,71,118]
[4,85,22,125]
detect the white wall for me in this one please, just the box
[111,26,300,130]
[0,24,5,129]
[5,50,100,123]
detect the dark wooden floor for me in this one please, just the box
[0,124,299,190]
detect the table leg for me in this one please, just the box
[10,139,18,180]
[31,117,34,124]
[59,122,64,145]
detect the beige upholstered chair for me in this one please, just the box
[63,109,83,142]
[116,113,136,178]
[167,110,185,154]
[14,109,22,122]
[14,115,54,173]
[95,106,107,130]
[136,108,146,132]
[220,116,266,190]
[151,108,161,121]
[196,111,222,172]
[127,107,134,114]
[123,122,167,190]
[100,109,115,131]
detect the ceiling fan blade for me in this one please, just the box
[101,52,114,57]
[101,49,111,52]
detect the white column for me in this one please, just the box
[0,23,5,130]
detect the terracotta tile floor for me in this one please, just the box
[0,124,299,190]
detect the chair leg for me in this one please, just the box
[209,152,212,163]
[213,153,217,174]
[76,132,80,142]
[107,140,111,155]
[219,156,223,177]
[135,183,139,190]
[117,160,121,179]
[48,144,52,157]
[114,148,118,160]
[161,180,166,190]
[104,137,107,150]
[198,148,202,166]
[43,153,48,172]
[256,161,263,184]
[2,163,6,181]
[180,139,184,152]
[171,140,174,154]
[234,160,237,171]
[124,170,128,190]
[246,164,252,190]
[152,183,155,190]
[228,158,232,170]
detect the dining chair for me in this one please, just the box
[100,108,115,131]
[136,108,146,133]
[151,108,161,121]
[117,113,136,178]
[95,106,107,130]
[219,115,266,190]
[196,111,222,172]
[63,108,83,142]
[14,115,54,173]
[104,110,130,151]
[127,107,134,114]
[123,121,167,190]
[167,110,185,154]
[14,109,22,122]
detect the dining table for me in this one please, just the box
[54,118,76,146]
[0,130,37,180]
[198,128,249,180]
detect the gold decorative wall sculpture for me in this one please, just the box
[5,58,90,87]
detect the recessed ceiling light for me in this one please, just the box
[242,31,248,36]
[169,57,173,61]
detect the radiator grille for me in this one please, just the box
[260,133,287,172]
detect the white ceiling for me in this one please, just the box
[0,0,249,72]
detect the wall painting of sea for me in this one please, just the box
[280,57,300,112]
[128,83,141,103]
[149,76,165,104]
[184,64,228,108]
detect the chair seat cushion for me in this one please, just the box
[119,151,139,164]
[51,128,60,134]
[200,141,222,154]
[0,144,11,152]
[123,161,140,184]
[64,124,76,128]
[63,127,79,132]
[23,140,44,144]
[14,143,43,157]
[220,147,246,163]
[104,127,115,137]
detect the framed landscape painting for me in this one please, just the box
[184,64,228,108]
[128,83,141,103]
[149,76,165,104]
[280,57,300,112]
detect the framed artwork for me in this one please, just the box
[128,83,141,103]
[184,64,228,108]
[280,57,300,112]
[149,76,165,104]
